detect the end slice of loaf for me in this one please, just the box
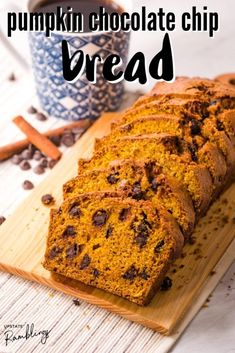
[43,192,184,306]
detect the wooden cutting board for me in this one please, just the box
[0,112,234,335]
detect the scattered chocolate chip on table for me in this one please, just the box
[27,106,38,114]
[35,112,48,121]
[48,159,58,169]
[21,148,33,160]
[41,194,55,206]
[8,73,16,81]
[11,154,23,165]
[33,150,43,161]
[72,299,81,306]
[34,165,45,175]
[0,216,6,225]
[39,158,48,168]
[160,276,172,291]
[19,160,31,171]
[22,180,34,190]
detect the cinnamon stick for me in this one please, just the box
[13,116,62,160]
[1,118,91,162]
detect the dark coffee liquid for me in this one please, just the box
[34,0,123,32]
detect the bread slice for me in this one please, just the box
[43,192,184,306]
[112,77,235,130]
[79,134,213,216]
[149,77,235,100]
[96,115,229,192]
[63,160,195,238]
[112,97,209,129]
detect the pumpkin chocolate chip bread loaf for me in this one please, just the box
[44,77,235,306]
[63,160,195,238]
[43,192,184,305]
[79,133,213,216]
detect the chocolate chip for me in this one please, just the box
[174,136,184,154]
[210,99,220,106]
[49,136,61,147]
[41,194,54,205]
[19,160,31,170]
[39,158,48,168]
[61,134,75,147]
[69,203,82,217]
[27,105,37,114]
[139,268,150,280]
[34,165,45,175]
[151,178,160,192]
[123,265,137,280]
[160,276,172,291]
[154,240,165,253]
[193,84,207,92]
[48,159,58,169]
[132,182,145,200]
[11,154,22,165]
[135,233,148,248]
[93,268,100,277]
[216,119,225,131]
[80,254,91,269]
[188,142,198,162]
[131,213,152,248]
[21,149,33,160]
[62,225,76,238]
[229,79,235,85]
[49,246,62,259]
[92,210,108,226]
[66,244,79,259]
[22,180,34,190]
[8,73,16,81]
[107,172,119,184]
[190,119,201,135]
[28,144,36,154]
[119,208,130,221]
[92,244,100,250]
[0,216,6,225]
[73,299,81,306]
[105,225,113,238]
[36,112,48,121]
[33,151,43,161]
[188,236,196,245]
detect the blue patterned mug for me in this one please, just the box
[28,0,131,121]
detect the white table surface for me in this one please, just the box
[0,0,234,352]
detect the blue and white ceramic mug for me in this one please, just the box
[28,0,131,121]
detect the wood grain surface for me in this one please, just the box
[0,112,234,335]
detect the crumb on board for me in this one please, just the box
[73,299,81,306]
